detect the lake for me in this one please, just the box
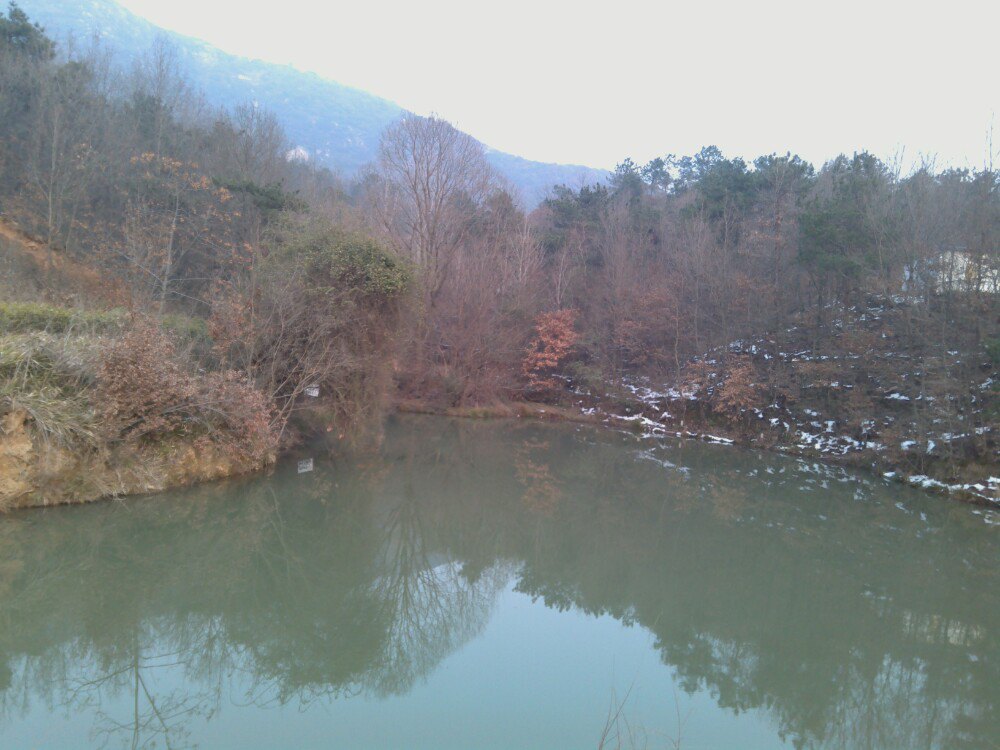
[0,415,997,749]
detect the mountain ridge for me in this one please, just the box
[16,0,609,204]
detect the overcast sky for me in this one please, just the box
[117,0,996,171]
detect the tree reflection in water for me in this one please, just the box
[0,415,996,749]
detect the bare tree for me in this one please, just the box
[368,115,497,305]
[25,57,101,273]
[129,35,195,157]
[222,102,288,186]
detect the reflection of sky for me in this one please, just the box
[2,585,786,750]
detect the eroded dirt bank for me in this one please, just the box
[1,409,271,511]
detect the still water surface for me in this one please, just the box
[0,416,997,749]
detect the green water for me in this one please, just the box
[0,416,996,749]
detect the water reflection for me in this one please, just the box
[0,416,996,749]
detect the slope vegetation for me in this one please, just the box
[17,0,609,203]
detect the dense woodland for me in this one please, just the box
[0,4,997,497]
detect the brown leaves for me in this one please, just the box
[713,357,761,419]
[96,319,276,461]
[197,371,276,463]
[683,356,763,423]
[522,309,578,396]
[96,319,193,440]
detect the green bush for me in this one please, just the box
[564,360,604,394]
[0,301,126,334]
[0,303,214,353]
[267,221,410,298]
[161,313,213,352]
[986,337,1000,366]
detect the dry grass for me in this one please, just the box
[0,332,102,450]
[396,398,600,424]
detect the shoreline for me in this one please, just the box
[397,396,1000,509]
[1,408,273,512]
[4,396,996,513]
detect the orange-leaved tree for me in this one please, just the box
[522,309,578,397]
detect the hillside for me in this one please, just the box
[2,1,996,512]
[577,296,1000,505]
[16,0,609,204]
[0,218,108,304]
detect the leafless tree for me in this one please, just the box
[222,102,288,186]
[129,35,197,156]
[368,115,497,305]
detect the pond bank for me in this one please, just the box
[4,389,994,512]
[575,382,1000,509]
[400,393,999,509]
[396,398,600,424]
[0,408,272,511]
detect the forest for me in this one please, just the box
[0,2,997,508]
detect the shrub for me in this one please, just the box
[95,320,277,461]
[213,217,410,437]
[712,357,761,420]
[522,309,578,397]
[96,321,195,442]
[0,301,126,334]
[195,371,277,462]
[564,360,604,394]
[265,222,410,298]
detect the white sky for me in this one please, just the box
[117,0,997,171]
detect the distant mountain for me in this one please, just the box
[16,0,608,205]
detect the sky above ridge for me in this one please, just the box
[117,0,997,171]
